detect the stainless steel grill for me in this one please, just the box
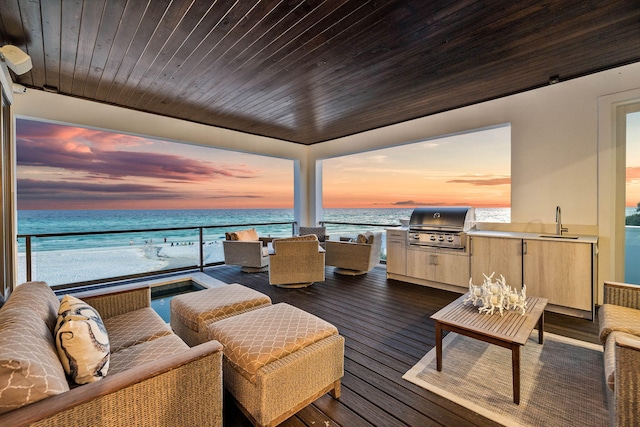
[408,206,476,249]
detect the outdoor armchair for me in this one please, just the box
[325,231,383,275]
[599,281,640,427]
[269,235,325,287]
[223,228,270,272]
[298,226,329,248]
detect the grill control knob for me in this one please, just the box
[429,235,436,241]
[438,235,444,241]
[447,236,454,242]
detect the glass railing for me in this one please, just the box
[17,219,405,290]
[17,222,296,290]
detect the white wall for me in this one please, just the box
[0,62,14,105]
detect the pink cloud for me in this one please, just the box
[627,167,640,182]
[17,120,149,149]
[446,177,511,186]
[17,123,259,182]
[15,119,291,210]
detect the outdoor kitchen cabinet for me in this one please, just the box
[466,232,596,318]
[391,228,596,318]
[406,245,469,288]
[386,228,407,275]
[469,236,523,288]
[522,239,593,312]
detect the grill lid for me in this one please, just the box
[409,206,476,232]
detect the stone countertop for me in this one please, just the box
[466,229,598,244]
[386,227,598,244]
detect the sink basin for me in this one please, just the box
[538,234,580,239]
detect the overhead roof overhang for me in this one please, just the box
[2,0,639,145]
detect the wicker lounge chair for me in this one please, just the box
[268,235,325,287]
[298,226,329,248]
[325,231,383,275]
[223,228,270,273]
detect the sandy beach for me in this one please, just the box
[18,242,225,286]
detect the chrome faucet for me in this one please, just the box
[555,206,568,235]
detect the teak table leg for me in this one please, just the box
[538,311,545,344]
[512,345,521,404]
[436,322,442,371]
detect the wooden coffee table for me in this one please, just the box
[431,293,548,404]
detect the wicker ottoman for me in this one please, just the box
[170,284,272,347]
[209,303,344,427]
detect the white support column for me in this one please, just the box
[312,160,323,226]
[293,159,303,233]
[294,152,324,230]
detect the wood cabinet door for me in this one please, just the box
[433,251,470,287]
[523,240,592,310]
[470,236,523,288]
[406,247,469,286]
[406,247,435,280]
[386,240,406,275]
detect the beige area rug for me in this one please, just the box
[403,331,609,426]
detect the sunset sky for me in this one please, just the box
[322,125,511,208]
[16,120,512,210]
[16,119,293,210]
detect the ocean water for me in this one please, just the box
[18,209,297,252]
[16,207,510,286]
[17,207,510,249]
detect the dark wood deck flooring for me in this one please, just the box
[203,264,599,427]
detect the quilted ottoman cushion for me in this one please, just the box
[109,334,189,374]
[171,284,271,332]
[0,307,69,415]
[104,307,173,352]
[598,303,640,344]
[209,303,338,383]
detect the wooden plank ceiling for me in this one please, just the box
[1,0,639,145]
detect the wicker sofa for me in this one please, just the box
[598,281,640,427]
[0,281,223,427]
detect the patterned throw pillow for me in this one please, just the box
[55,295,110,384]
[366,231,375,244]
[355,232,375,244]
[226,228,259,241]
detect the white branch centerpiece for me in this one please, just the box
[463,272,527,316]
